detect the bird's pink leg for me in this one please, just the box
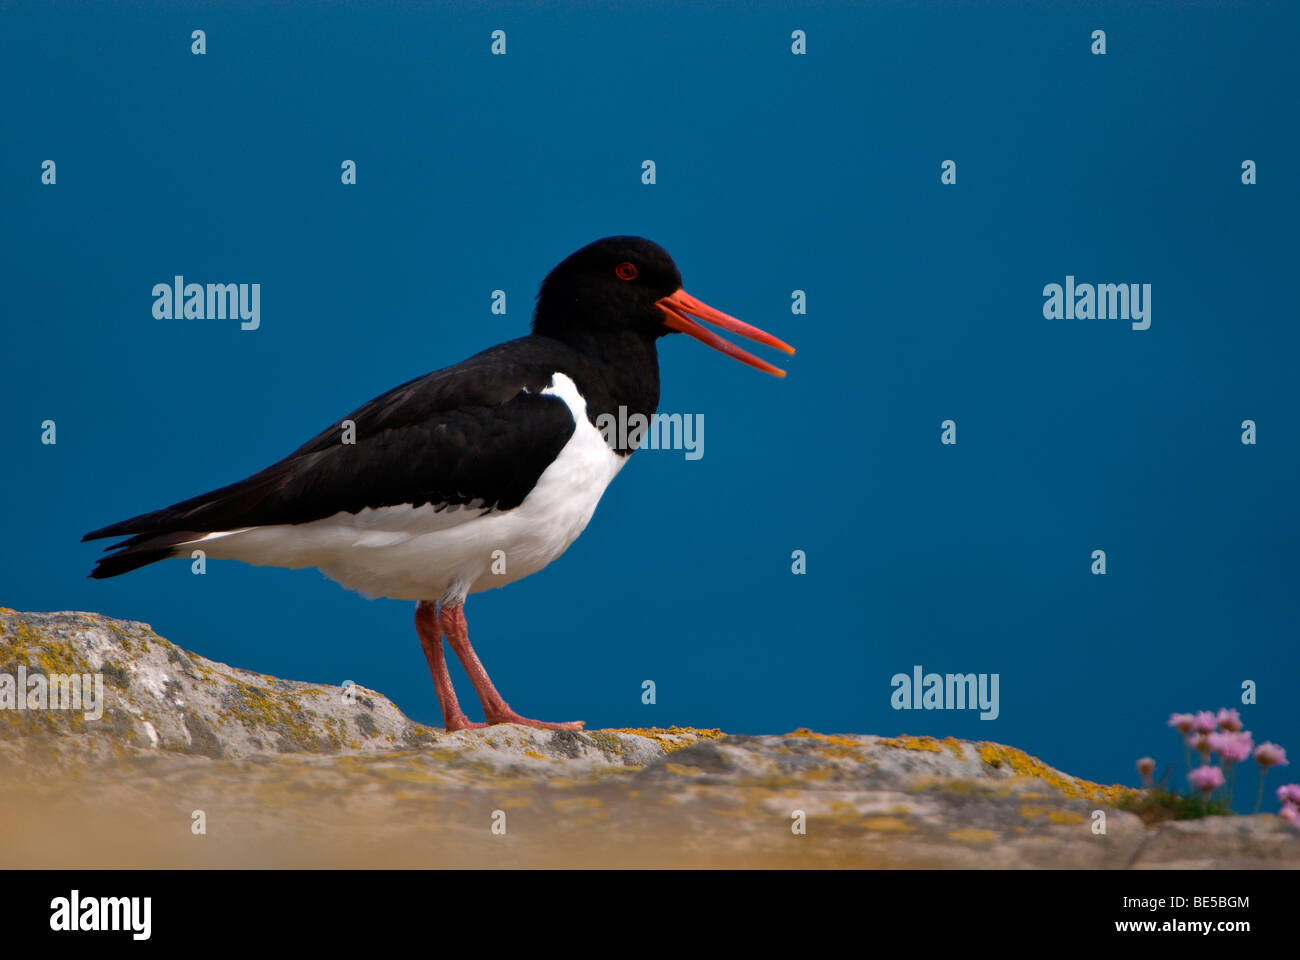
[415,601,487,732]
[439,601,584,731]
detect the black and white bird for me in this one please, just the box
[83,236,795,731]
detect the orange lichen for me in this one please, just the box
[875,735,943,753]
[607,727,726,753]
[786,728,861,748]
[978,742,1135,805]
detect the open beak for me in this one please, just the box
[656,289,796,378]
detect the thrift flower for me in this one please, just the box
[1253,743,1289,813]
[1189,765,1225,795]
[1216,708,1243,732]
[1136,757,1155,787]
[1188,732,1211,761]
[1255,743,1289,768]
[1208,731,1253,764]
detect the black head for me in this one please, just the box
[533,235,795,376]
[533,236,683,344]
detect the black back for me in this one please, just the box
[83,236,684,577]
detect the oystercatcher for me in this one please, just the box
[83,237,795,731]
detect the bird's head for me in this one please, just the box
[533,236,795,376]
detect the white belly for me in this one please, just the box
[199,373,627,602]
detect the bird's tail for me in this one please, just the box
[82,467,287,578]
[83,529,205,579]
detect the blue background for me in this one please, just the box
[2,0,1296,809]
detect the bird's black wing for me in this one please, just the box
[83,339,579,577]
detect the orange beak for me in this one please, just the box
[655,289,796,378]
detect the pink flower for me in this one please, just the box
[1254,743,1289,768]
[1188,732,1210,753]
[1277,784,1300,806]
[1208,731,1254,764]
[1192,711,1218,734]
[1168,713,1196,734]
[1136,757,1155,776]
[1280,803,1299,825]
[1189,765,1225,794]
[1216,708,1243,732]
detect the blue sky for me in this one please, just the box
[2,0,1297,808]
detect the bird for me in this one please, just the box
[83,236,795,732]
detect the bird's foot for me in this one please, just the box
[442,712,584,732]
[443,714,492,732]
[484,710,585,731]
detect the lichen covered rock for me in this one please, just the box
[1,609,1296,868]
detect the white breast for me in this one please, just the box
[197,373,627,602]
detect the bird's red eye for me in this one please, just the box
[615,262,638,281]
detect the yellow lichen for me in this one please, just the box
[664,762,701,776]
[948,828,998,844]
[978,742,1135,805]
[799,766,837,781]
[941,736,966,759]
[909,777,1014,797]
[216,680,345,752]
[1048,810,1086,825]
[606,726,726,753]
[875,735,942,753]
[862,816,915,832]
[551,796,602,813]
[786,728,861,747]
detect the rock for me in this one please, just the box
[0,609,438,763]
[1,608,1297,868]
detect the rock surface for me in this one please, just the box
[1,608,1297,868]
